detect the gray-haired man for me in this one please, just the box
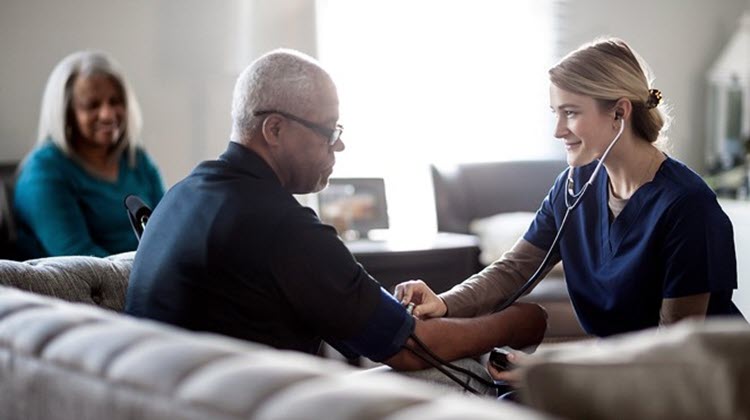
[125,49,546,388]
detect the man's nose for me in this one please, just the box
[332,137,345,152]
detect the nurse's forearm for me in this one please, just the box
[659,293,710,325]
[440,238,561,317]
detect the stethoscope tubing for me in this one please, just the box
[492,119,625,313]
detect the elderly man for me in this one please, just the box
[125,49,545,381]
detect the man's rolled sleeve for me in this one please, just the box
[327,288,415,362]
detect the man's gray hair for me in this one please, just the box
[230,49,331,141]
[36,50,144,166]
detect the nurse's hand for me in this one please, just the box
[487,349,530,386]
[393,280,447,318]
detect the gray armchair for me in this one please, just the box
[431,160,567,234]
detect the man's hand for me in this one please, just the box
[393,279,447,318]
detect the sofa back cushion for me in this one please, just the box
[0,252,133,311]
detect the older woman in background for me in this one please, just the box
[14,51,164,258]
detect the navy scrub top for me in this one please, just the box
[525,157,740,336]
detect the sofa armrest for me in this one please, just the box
[521,319,750,419]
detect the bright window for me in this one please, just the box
[316,0,561,235]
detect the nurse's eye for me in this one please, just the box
[563,110,577,118]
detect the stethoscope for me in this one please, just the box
[492,116,625,313]
[402,116,627,395]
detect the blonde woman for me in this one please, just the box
[397,38,741,352]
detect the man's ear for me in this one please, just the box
[260,115,284,146]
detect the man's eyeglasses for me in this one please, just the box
[254,110,343,146]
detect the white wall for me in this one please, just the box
[558,0,750,171]
[1,0,749,184]
[0,0,317,186]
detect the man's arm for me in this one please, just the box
[384,302,547,371]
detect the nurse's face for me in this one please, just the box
[550,84,617,167]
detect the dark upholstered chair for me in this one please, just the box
[0,161,19,260]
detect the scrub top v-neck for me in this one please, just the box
[524,157,740,336]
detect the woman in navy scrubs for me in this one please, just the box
[395,38,741,344]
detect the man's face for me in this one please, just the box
[279,79,345,194]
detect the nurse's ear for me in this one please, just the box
[612,98,633,125]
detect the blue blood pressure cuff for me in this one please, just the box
[327,288,415,362]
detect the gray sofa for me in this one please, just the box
[431,160,586,341]
[2,252,748,419]
[0,253,549,420]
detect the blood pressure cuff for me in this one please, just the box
[327,288,415,362]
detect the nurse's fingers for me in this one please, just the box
[487,362,523,385]
[393,279,430,304]
[411,298,447,318]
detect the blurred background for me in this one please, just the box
[1,0,749,235]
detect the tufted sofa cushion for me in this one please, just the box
[0,251,133,311]
[0,287,549,420]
